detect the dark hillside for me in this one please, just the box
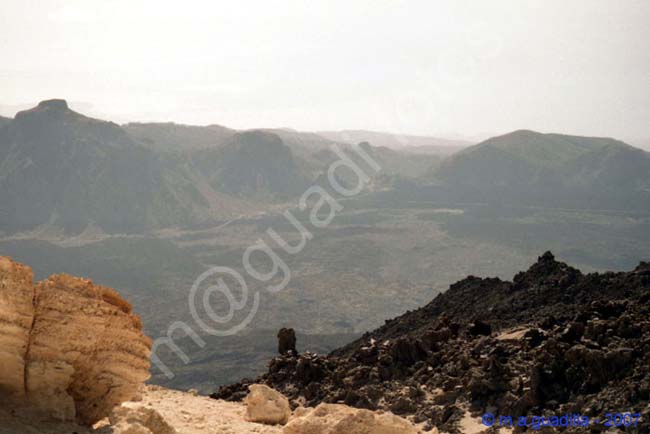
[216,253,650,432]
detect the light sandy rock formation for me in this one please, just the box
[283,403,421,434]
[0,256,152,425]
[26,273,153,424]
[0,257,34,401]
[245,384,292,425]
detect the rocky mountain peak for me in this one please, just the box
[538,250,555,262]
[37,99,69,110]
[512,250,581,290]
[14,98,80,124]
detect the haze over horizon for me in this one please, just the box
[1,0,649,143]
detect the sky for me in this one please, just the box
[1,0,649,143]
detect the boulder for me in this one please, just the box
[283,403,420,434]
[108,406,176,434]
[390,337,428,366]
[245,384,291,425]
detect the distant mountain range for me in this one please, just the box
[1,100,648,235]
[0,100,460,234]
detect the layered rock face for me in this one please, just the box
[0,256,35,400]
[0,256,152,425]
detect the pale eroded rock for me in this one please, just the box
[108,406,177,434]
[0,257,35,401]
[0,256,152,425]
[245,384,291,425]
[283,403,420,434]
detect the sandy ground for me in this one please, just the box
[458,410,514,434]
[0,387,499,434]
[0,386,281,434]
[458,411,490,434]
[120,385,282,434]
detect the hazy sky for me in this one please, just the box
[1,0,649,141]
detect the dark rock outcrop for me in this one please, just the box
[214,252,650,433]
[278,328,297,356]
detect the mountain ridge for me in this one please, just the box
[123,122,236,152]
[431,129,650,211]
[0,100,469,234]
[319,129,470,153]
[450,129,639,167]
